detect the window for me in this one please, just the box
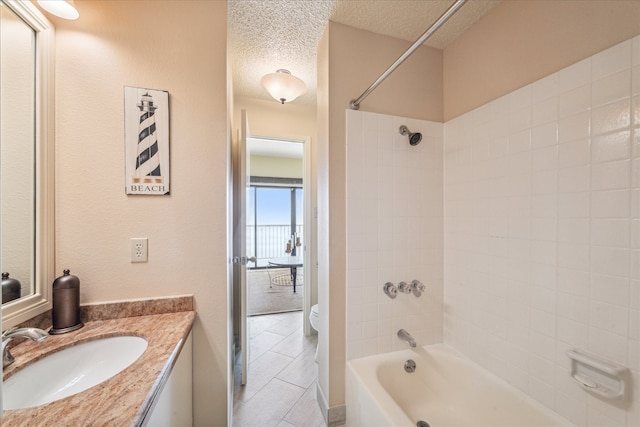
[247,184,303,267]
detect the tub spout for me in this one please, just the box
[397,329,416,348]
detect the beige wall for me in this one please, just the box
[444,0,640,120]
[327,22,443,122]
[234,96,316,140]
[317,21,443,410]
[52,1,229,425]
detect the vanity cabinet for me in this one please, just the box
[145,331,193,426]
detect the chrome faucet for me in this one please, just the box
[397,329,416,348]
[2,327,49,369]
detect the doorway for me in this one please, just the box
[233,135,322,426]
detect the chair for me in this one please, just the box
[266,262,293,288]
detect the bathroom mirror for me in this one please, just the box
[0,0,54,328]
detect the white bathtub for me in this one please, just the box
[346,344,574,427]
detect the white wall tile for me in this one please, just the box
[533,73,559,103]
[558,192,590,217]
[559,57,591,92]
[532,194,558,218]
[592,130,631,163]
[591,273,630,307]
[559,166,590,193]
[592,99,631,136]
[632,220,640,249]
[558,291,589,323]
[629,309,639,341]
[559,84,591,118]
[591,160,631,191]
[558,217,590,245]
[557,267,590,297]
[531,282,557,310]
[590,300,629,336]
[632,129,640,158]
[532,170,557,195]
[591,190,630,218]
[591,245,629,278]
[558,139,590,168]
[588,326,628,365]
[509,106,532,134]
[508,151,531,177]
[558,243,590,271]
[558,112,591,144]
[532,217,557,241]
[592,69,631,108]
[632,158,640,188]
[532,97,559,127]
[509,129,532,153]
[557,316,588,348]
[591,219,630,248]
[346,111,443,360]
[509,85,533,109]
[592,39,631,81]
[531,122,558,149]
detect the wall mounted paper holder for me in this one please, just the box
[567,348,629,400]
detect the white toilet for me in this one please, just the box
[310,304,319,362]
[309,304,319,332]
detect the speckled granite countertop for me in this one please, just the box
[1,297,195,426]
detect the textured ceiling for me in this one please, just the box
[228,0,500,105]
[331,0,501,49]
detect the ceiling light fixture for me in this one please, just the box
[37,0,79,20]
[260,69,307,104]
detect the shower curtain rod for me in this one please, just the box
[349,0,468,110]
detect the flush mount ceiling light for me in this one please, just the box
[37,0,79,20]
[260,69,307,104]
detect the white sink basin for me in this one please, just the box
[3,336,147,410]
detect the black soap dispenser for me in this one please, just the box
[50,269,84,335]
[1,272,21,304]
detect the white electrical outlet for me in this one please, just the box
[130,238,148,263]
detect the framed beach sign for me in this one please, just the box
[124,86,170,195]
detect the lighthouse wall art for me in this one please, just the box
[124,86,170,195]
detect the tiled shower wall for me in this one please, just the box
[444,36,639,426]
[345,110,444,360]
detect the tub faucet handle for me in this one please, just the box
[383,282,398,299]
[398,281,412,294]
[411,280,425,297]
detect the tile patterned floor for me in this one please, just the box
[233,311,324,427]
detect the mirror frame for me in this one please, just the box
[2,0,54,328]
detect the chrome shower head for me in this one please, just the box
[399,125,422,146]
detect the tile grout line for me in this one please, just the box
[279,379,319,427]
